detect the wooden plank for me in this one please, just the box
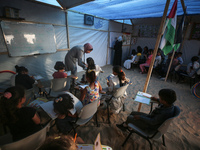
[65,10,70,49]
[137,0,171,112]
[57,48,70,51]
[164,50,175,82]
[106,30,110,65]
[129,19,134,54]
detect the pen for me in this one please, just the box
[74,133,77,143]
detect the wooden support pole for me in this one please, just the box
[65,10,70,49]
[106,28,110,65]
[137,0,171,112]
[129,19,134,55]
[180,0,187,14]
[164,50,175,82]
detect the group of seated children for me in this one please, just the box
[123,46,142,69]
[124,46,163,73]
[0,55,179,146]
[156,52,183,80]
[176,55,199,78]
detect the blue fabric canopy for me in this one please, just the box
[70,0,200,20]
[37,0,200,20]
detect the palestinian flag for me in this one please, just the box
[160,0,178,55]
[174,13,186,51]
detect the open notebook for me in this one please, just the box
[77,133,112,150]
[39,101,58,120]
[134,91,152,105]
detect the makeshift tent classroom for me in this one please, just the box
[0,0,199,93]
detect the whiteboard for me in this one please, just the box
[0,26,7,53]
[1,21,57,57]
[110,32,131,48]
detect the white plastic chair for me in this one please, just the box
[106,83,130,124]
[71,99,99,135]
[45,78,68,97]
[0,123,50,150]
[122,106,181,150]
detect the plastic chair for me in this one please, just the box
[0,123,50,150]
[45,78,68,97]
[71,99,99,135]
[106,84,130,124]
[176,72,196,88]
[122,106,181,150]
[131,56,141,70]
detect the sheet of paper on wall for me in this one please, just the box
[39,101,58,120]
[134,91,151,105]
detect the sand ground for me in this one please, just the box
[73,65,200,150]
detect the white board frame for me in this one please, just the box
[1,21,57,57]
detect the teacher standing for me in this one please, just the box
[65,43,93,76]
[113,36,123,66]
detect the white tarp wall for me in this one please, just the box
[108,21,132,65]
[0,0,109,89]
[130,16,200,65]
[67,11,108,72]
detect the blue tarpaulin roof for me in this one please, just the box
[37,0,200,20]
[70,0,200,20]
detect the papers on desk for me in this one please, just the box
[134,91,151,105]
[33,75,43,80]
[40,101,58,120]
[27,98,48,109]
[39,92,83,120]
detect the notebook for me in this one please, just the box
[134,91,151,105]
[39,101,58,120]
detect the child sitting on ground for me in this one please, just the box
[0,86,41,141]
[15,65,35,89]
[116,89,177,132]
[53,61,67,78]
[80,70,104,106]
[123,49,137,69]
[53,93,81,134]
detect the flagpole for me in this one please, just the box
[164,49,175,82]
[165,0,187,81]
[137,0,171,112]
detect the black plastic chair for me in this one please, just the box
[122,106,181,150]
